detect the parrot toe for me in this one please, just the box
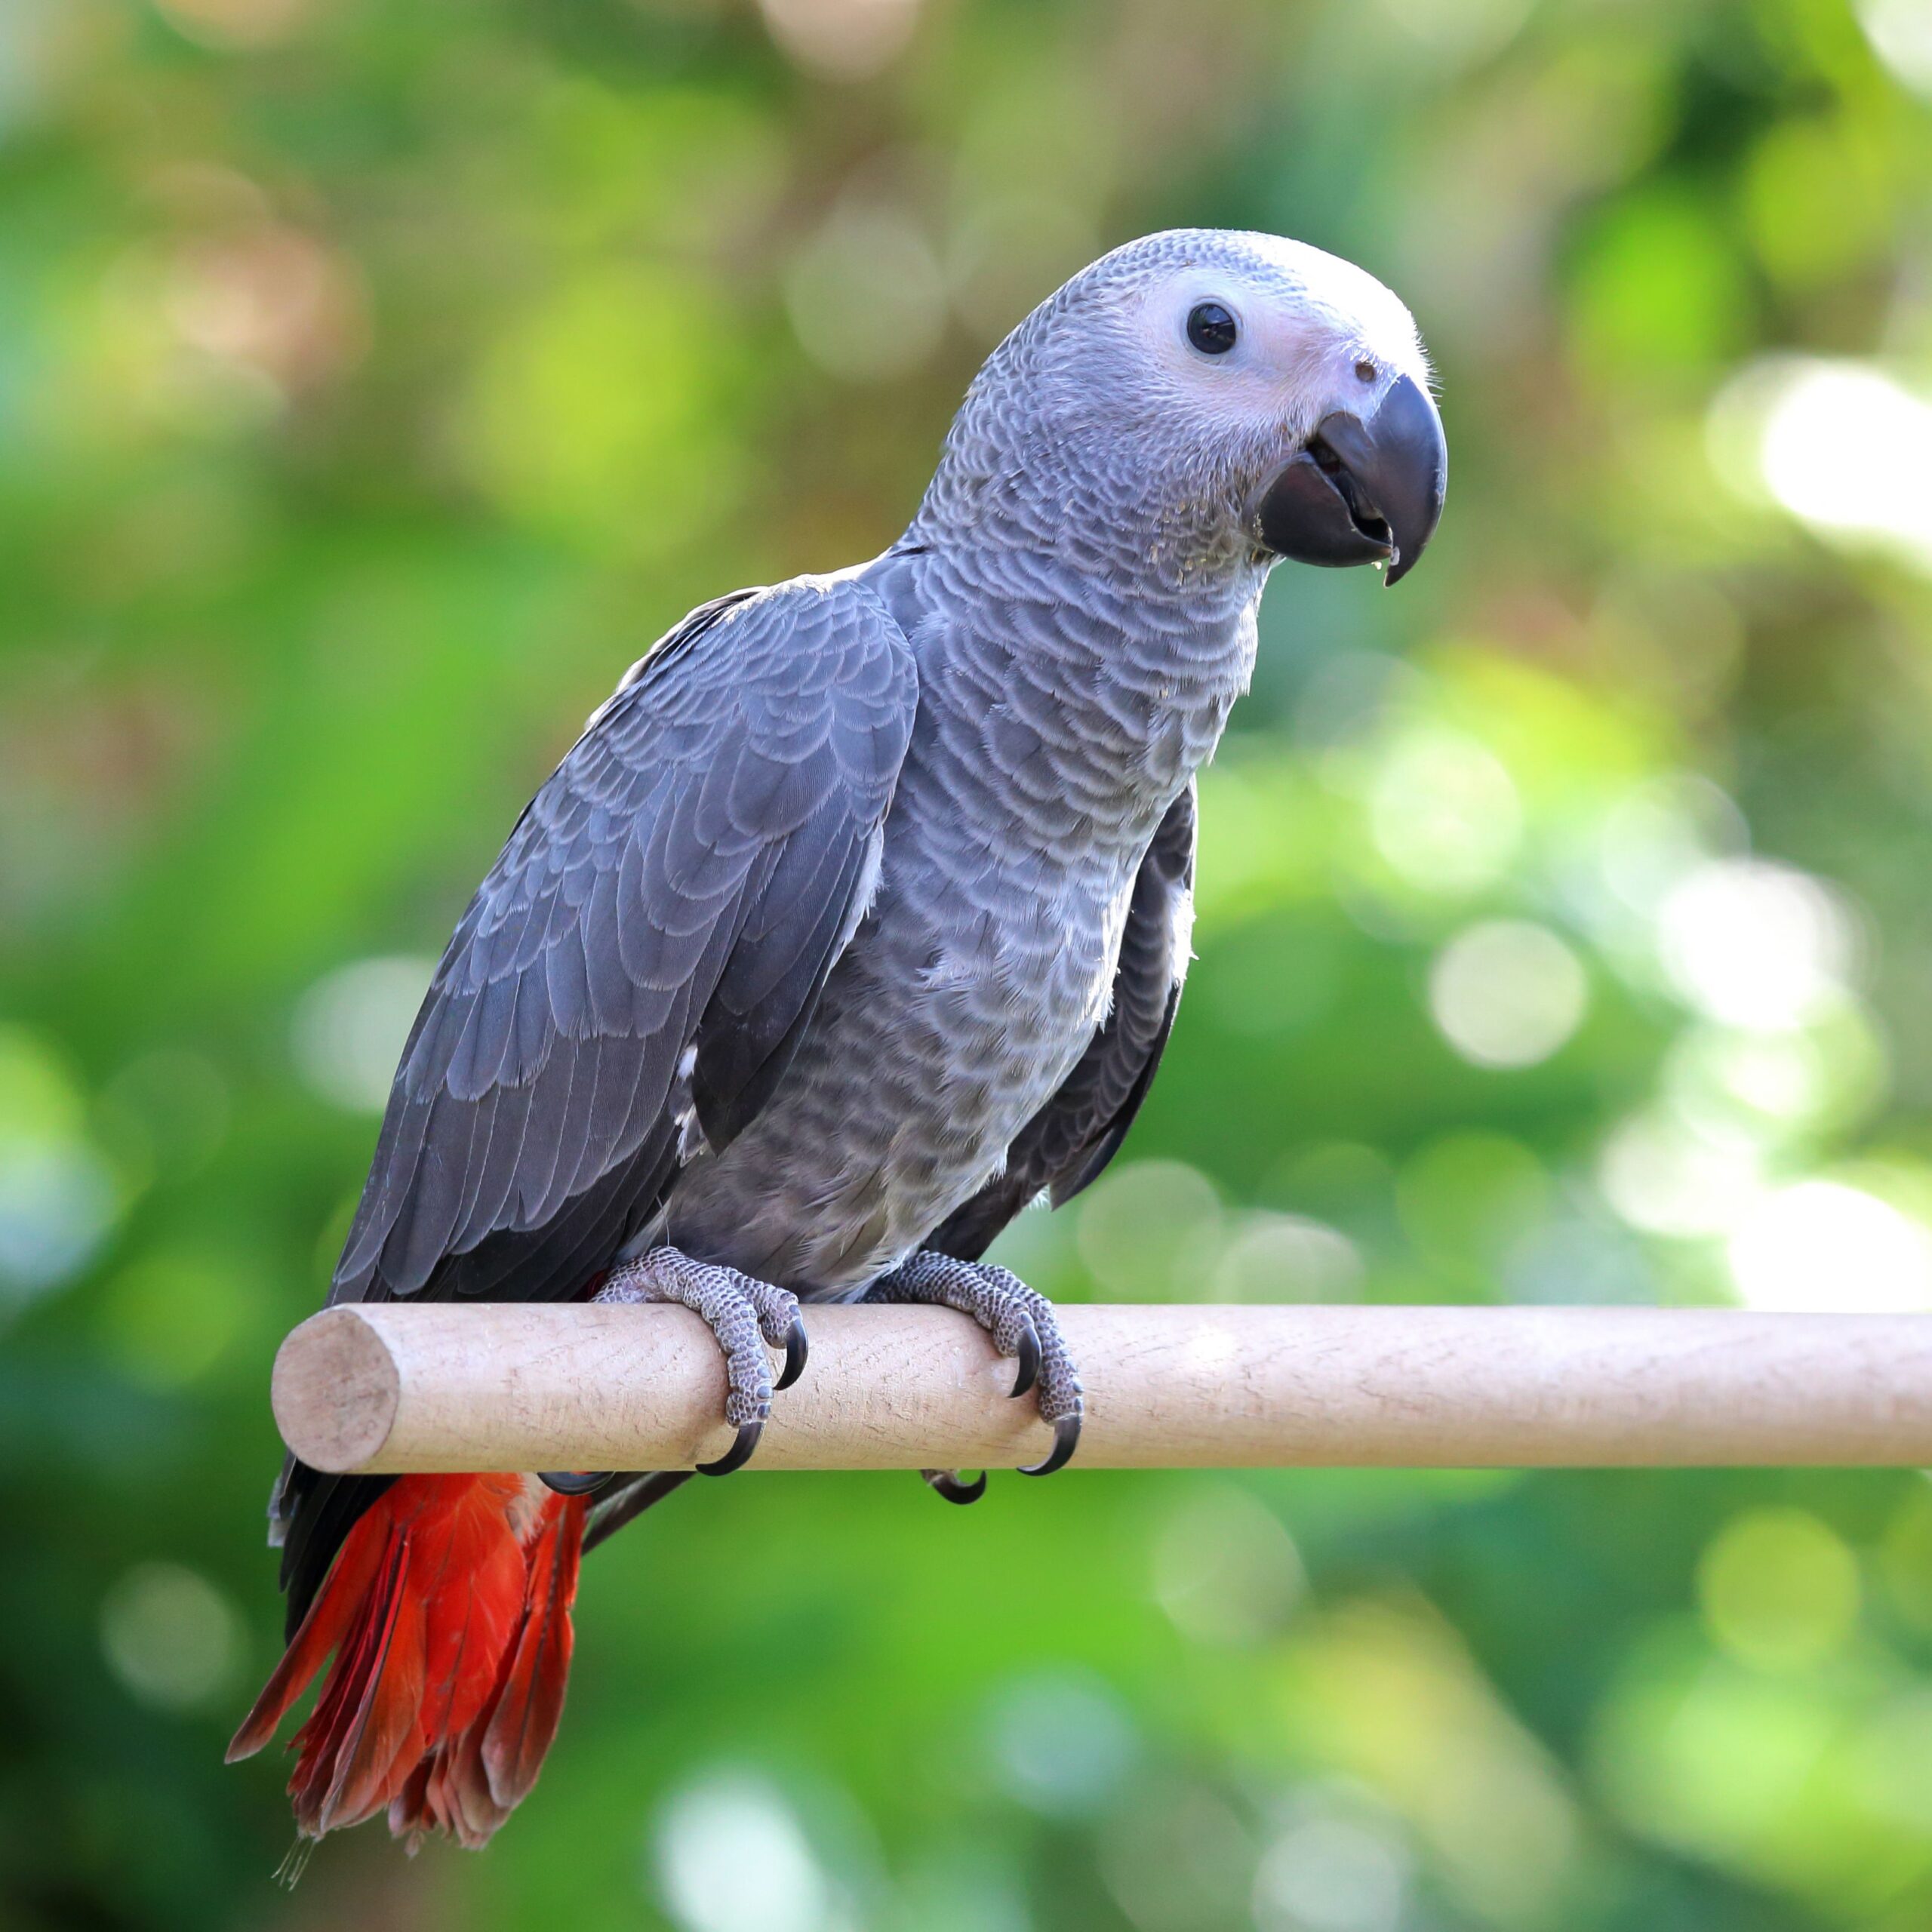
[593,1247,807,1478]
[866,1251,1085,1478]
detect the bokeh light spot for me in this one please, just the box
[1859,0,1932,100]
[1099,1780,1253,1931]
[1212,1211,1364,1303]
[1727,1180,1932,1312]
[1593,775,1747,920]
[1428,921,1587,1069]
[164,226,363,395]
[1075,1159,1223,1299]
[97,1252,249,1389]
[1589,1643,1841,1864]
[99,1048,230,1181]
[0,1142,116,1310]
[1657,859,1854,1033]
[1253,1807,1412,1932]
[291,955,434,1114]
[464,266,743,549]
[100,1562,242,1711]
[1698,1508,1861,1672]
[786,202,946,383]
[758,0,920,82]
[0,1026,118,1311]
[1598,1108,1762,1238]
[984,1670,1138,1819]
[1366,727,1521,895]
[1150,1484,1304,1647]
[652,1773,835,1932]
[1711,356,1932,574]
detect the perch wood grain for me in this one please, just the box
[271,1303,1932,1475]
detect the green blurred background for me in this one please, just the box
[8,0,1932,1925]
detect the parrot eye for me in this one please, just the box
[1355,358,1378,383]
[1186,301,1238,355]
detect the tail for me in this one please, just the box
[227,1473,586,1850]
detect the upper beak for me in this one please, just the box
[1248,372,1447,586]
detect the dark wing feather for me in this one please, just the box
[930,780,1196,1263]
[275,579,915,1626]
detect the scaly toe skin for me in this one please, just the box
[865,1250,1084,1476]
[745,1282,804,1350]
[593,1247,799,1478]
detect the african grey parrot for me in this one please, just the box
[229,228,1445,1847]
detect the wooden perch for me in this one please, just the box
[272,1303,1932,1475]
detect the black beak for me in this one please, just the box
[1249,373,1447,586]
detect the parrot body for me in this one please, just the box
[661,540,1254,1289]
[231,229,1444,1848]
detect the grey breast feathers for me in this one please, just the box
[929,777,1196,1261]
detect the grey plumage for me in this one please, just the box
[931,780,1195,1263]
[272,227,1444,1627]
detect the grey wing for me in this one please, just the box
[929,780,1197,1262]
[275,578,915,1617]
[336,577,916,1308]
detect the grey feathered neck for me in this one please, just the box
[873,236,1287,841]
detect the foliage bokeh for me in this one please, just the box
[7,0,1932,1926]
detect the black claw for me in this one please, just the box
[1010,1323,1041,1399]
[582,1469,694,1554]
[697,1420,762,1477]
[923,1468,988,1506]
[1019,1414,1081,1478]
[777,1315,809,1391]
[538,1469,617,1497]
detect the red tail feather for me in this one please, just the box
[228,1475,588,1849]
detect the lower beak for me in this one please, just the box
[1248,372,1447,586]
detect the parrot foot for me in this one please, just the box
[868,1252,1084,1483]
[583,1247,804,1478]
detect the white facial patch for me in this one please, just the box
[1134,232,1430,445]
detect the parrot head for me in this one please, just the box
[943,228,1447,587]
